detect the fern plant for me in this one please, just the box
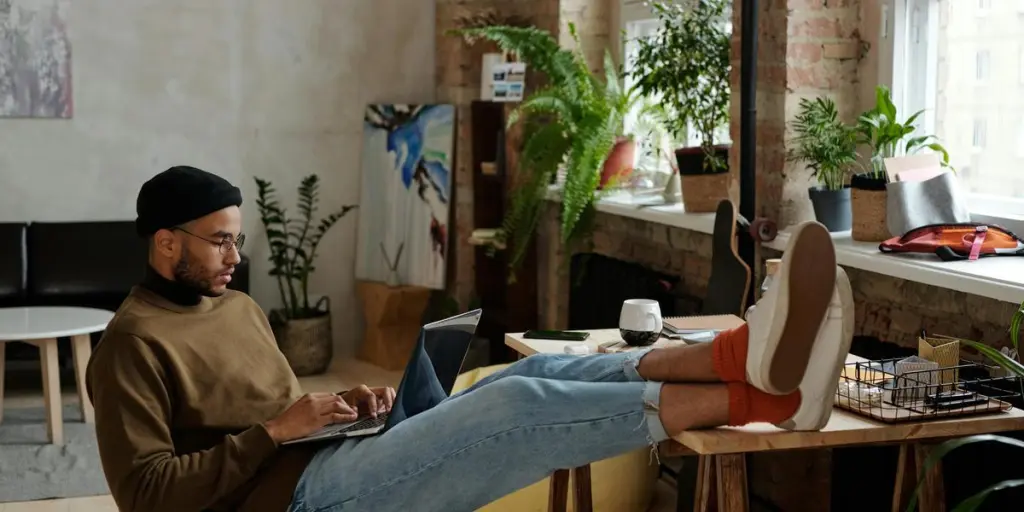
[254,175,357,321]
[451,24,630,278]
[857,85,951,181]
[787,96,860,191]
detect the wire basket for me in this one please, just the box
[834,357,1021,423]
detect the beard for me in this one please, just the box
[172,246,223,297]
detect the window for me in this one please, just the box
[1019,45,1024,84]
[972,118,987,149]
[884,0,1024,230]
[1016,122,1024,158]
[975,50,991,81]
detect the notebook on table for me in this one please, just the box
[663,314,744,344]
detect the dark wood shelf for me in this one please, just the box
[470,101,538,365]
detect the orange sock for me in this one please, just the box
[711,324,750,382]
[727,383,801,426]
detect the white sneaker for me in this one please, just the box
[745,221,837,395]
[777,266,856,431]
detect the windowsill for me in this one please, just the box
[545,186,716,235]
[766,230,1024,304]
[545,187,1024,303]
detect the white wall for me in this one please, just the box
[0,0,437,357]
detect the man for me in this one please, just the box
[87,166,855,512]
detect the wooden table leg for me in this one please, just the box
[716,454,748,512]
[0,342,6,425]
[38,338,63,445]
[695,455,718,512]
[914,443,946,512]
[71,334,95,423]
[892,442,946,512]
[572,464,593,512]
[548,469,570,512]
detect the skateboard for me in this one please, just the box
[700,199,779,316]
[734,203,778,302]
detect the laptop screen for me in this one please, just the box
[384,309,481,429]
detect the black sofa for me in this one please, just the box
[0,220,250,369]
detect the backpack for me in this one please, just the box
[878,223,1024,261]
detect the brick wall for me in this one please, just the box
[537,203,714,329]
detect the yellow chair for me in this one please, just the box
[452,364,660,512]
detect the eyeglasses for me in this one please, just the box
[173,227,245,255]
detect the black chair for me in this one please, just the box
[0,223,26,308]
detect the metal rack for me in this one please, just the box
[835,357,1021,423]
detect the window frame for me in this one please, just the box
[881,0,1024,235]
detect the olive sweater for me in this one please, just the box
[85,272,318,512]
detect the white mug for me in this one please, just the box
[619,299,663,346]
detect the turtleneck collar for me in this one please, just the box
[140,265,203,307]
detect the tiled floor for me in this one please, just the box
[2,357,677,511]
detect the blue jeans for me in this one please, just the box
[288,351,669,512]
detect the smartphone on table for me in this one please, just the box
[523,330,590,342]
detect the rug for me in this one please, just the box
[0,404,110,503]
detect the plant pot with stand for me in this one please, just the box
[852,85,951,241]
[255,175,357,376]
[675,144,732,213]
[625,0,732,215]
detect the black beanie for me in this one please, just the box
[135,166,243,236]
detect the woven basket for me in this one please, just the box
[274,313,333,376]
[851,187,891,241]
[681,172,731,213]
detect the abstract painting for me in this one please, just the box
[0,0,72,118]
[355,104,456,290]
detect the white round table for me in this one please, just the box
[0,306,115,445]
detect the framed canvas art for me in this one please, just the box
[356,104,456,290]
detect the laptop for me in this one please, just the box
[282,308,482,445]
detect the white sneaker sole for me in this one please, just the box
[755,222,837,395]
[779,266,856,431]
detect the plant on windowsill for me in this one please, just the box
[786,96,861,232]
[449,24,633,281]
[906,301,1024,512]
[851,85,951,241]
[626,0,731,213]
[254,175,357,376]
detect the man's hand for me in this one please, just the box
[264,393,358,443]
[341,385,396,418]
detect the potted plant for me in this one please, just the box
[254,175,357,376]
[626,0,732,213]
[450,24,632,279]
[852,85,950,241]
[787,96,860,232]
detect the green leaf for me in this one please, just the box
[1011,300,1024,353]
[959,339,1024,378]
[907,435,1024,512]
[952,480,1024,512]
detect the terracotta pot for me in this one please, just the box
[600,137,636,188]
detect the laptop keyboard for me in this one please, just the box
[333,414,388,434]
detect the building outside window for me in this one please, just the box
[883,0,1024,227]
